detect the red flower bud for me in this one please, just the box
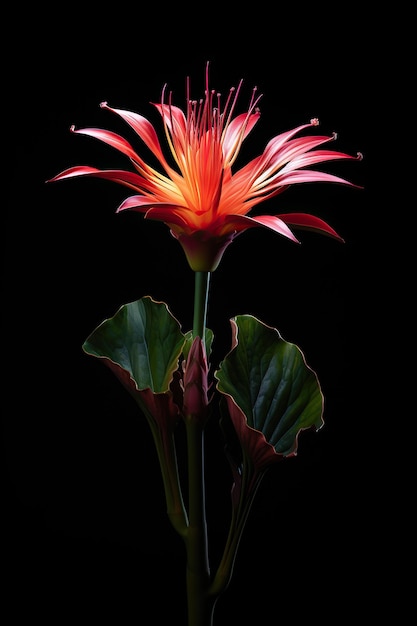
[182,336,209,422]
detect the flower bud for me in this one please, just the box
[182,336,209,421]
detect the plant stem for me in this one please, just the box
[185,417,214,625]
[210,469,266,599]
[185,269,214,625]
[193,271,210,343]
[152,425,189,537]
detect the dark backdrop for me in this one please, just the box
[4,6,374,624]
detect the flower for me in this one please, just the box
[47,63,362,271]
[48,63,364,625]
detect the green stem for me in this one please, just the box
[184,269,214,625]
[185,418,214,625]
[210,469,266,599]
[153,426,189,537]
[193,271,211,343]
[136,401,188,537]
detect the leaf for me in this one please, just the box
[82,296,187,430]
[215,315,324,457]
[83,296,186,393]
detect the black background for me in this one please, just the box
[4,6,377,624]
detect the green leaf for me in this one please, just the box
[82,296,186,393]
[215,315,324,456]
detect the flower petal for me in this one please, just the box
[154,103,187,142]
[265,169,359,188]
[116,196,190,225]
[70,126,140,162]
[145,206,194,228]
[100,102,168,164]
[278,150,362,176]
[116,195,157,213]
[222,111,260,164]
[223,214,300,242]
[278,213,344,241]
[47,165,103,183]
[47,165,146,188]
[262,121,317,156]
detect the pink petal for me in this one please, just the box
[47,165,103,182]
[263,121,317,156]
[100,102,167,162]
[153,103,187,141]
[279,150,361,175]
[271,169,359,187]
[222,111,260,163]
[47,166,146,188]
[223,214,300,243]
[262,136,337,169]
[116,196,186,218]
[70,126,140,162]
[277,213,344,241]
[116,195,155,213]
[145,206,192,227]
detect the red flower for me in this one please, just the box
[48,63,362,271]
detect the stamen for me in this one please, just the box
[222,86,236,118]
[247,86,258,111]
[222,80,244,132]
[247,87,263,117]
[215,92,222,137]
[357,152,364,160]
[310,118,319,126]
[194,99,203,138]
[212,107,220,140]
[205,61,210,98]
[186,75,190,104]
[161,84,168,106]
